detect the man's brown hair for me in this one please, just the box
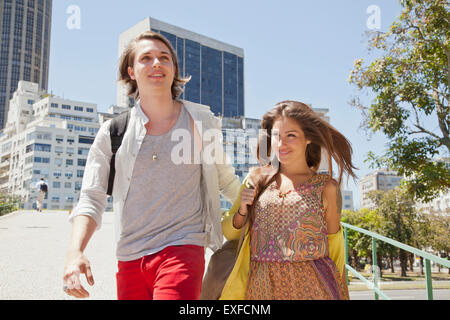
[118,31,190,101]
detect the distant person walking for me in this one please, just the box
[35,178,47,213]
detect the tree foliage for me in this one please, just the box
[349,0,450,202]
[342,186,450,277]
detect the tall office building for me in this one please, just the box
[117,17,244,118]
[0,0,52,130]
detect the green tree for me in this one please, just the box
[410,209,433,274]
[342,208,393,276]
[428,211,450,273]
[342,209,365,270]
[367,188,419,277]
[349,0,450,202]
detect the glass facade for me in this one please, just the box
[151,28,244,118]
[0,0,52,129]
[201,46,222,115]
[184,39,201,104]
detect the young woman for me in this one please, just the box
[221,100,357,300]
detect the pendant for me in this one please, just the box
[152,154,158,161]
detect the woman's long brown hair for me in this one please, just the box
[246,100,357,230]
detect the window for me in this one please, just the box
[34,143,51,152]
[75,125,86,132]
[67,137,75,143]
[77,170,84,178]
[64,182,72,189]
[65,171,73,178]
[36,132,52,140]
[66,147,74,155]
[55,158,63,166]
[78,136,94,144]
[40,168,50,177]
[55,146,63,153]
[66,196,74,203]
[86,108,94,113]
[51,195,60,202]
[62,104,71,110]
[66,159,73,166]
[77,159,86,166]
[75,182,82,191]
[34,157,50,163]
[53,171,61,177]
[27,99,34,105]
[78,148,89,156]
[51,103,58,108]
[53,181,61,188]
[74,106,83,111]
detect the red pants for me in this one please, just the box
[116,245,205,300]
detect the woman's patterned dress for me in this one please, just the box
[245,174,349,300]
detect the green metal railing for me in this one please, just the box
[342,222,450,300]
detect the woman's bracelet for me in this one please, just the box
[237,208,247,217]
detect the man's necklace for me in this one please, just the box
[150,135,165,161]
[146,108,180,161]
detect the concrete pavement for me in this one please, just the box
[0,210,213,300]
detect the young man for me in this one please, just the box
[35,178,47,212]
[62,31,241,300]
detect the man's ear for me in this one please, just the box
[128,66,135,80]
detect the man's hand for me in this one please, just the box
[63,250,95,298]
[233,187,256,229]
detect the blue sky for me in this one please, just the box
[48,0,408,209]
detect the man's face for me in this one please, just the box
[128,39,175,95]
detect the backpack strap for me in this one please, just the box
[107,110,131,196]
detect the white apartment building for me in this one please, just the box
[359,169,403,209]
[0,81,114,211]
[342,190,354,211]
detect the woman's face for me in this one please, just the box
[271,116,311,166]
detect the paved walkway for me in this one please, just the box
[0,210,213,300]
[0,210,117,299]
[0,210,448,300]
